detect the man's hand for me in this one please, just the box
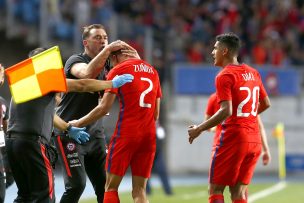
[107,40,125,52]
[112,74,134,88]
[262,150,271,165]
[107,40,140,59]
[67,126,90,144]
[188,125,202,144]
[121,49,140,59]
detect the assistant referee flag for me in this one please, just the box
[5,46,67,104]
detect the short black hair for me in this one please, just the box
[215,32,241,55]
[28,47,48,57]
[110,49,122,57]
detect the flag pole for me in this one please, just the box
[272,122,286,180]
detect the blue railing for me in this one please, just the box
[173,64,301,96]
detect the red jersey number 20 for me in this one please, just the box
[237,86,260,117]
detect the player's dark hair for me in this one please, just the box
[28,47,48,57]
[110,49,122,57]
[216,32,241,55]
[82,24,106,40]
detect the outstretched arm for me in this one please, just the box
[188,100,231,144]
[205,114,216,132]
[53,114,70,132]
[66,74,134,92]
[69,92,116,127]
[53,115,90,144]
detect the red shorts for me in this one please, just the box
[105,135,156,178]
[209,142,261,186]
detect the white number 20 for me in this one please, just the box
[139,77,153,108]
[237,86,259,117]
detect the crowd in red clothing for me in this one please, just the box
[112,0,304,67]
[3,0,304,67]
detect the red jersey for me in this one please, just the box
[205,93,221,147]
[215,64,267,145]
[106,59,162,138]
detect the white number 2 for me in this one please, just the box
[139,77,153,108]
[237,86,259,117]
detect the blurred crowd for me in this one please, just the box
[2,0,304,67]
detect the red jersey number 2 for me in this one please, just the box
[139,77,153,108]
[237,86,260,117]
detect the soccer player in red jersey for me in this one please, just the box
[70,49,162,203]
[206,93,271,166]
[188,33,271,203]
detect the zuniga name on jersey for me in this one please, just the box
[133,63,155,74]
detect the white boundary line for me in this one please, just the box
[181,191,207,200]
[248,181,287,203]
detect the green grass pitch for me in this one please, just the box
[79,182,304,203]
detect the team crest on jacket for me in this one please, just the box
[67,142,76,151]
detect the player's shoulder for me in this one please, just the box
[67,53,84,60]
[65,53,88,68]
[222,64,258,75]
[242,63,259,72]
[113,58,157,74]
[216,67,233,79]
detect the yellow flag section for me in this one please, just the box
[272,122,286,180]
[5,46,67,104]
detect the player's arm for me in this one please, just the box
[70,92,116,127]
[70,40,133,79]
[66,79,113,92]
[258,115,271,165]
[53,114,90,144]
[205,114,216,132]
[258,96,271,114]
[198,100,231,132]
[53,114,70,131]
[154,98,161,120]
[188,100,231,144]
[66,74,134,92]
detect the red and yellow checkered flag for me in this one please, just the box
[5,46,67,104]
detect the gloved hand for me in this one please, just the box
[67,126,90,144]
[112,74,134,88]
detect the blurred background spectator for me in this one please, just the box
[1,0,304,67]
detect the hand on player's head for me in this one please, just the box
[108,40,124,52]
[121,49,140,59]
